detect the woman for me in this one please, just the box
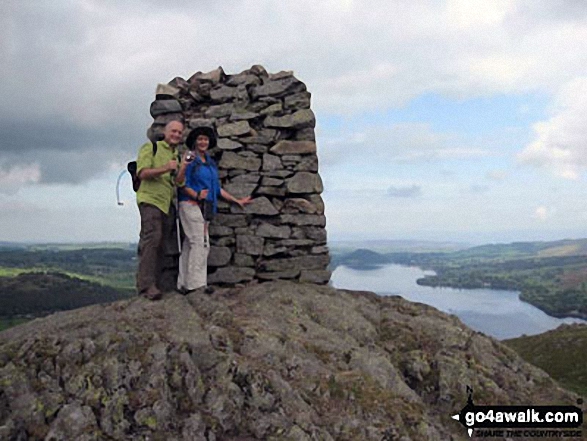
[176,126,252,294]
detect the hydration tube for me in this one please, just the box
[116,170,126,206]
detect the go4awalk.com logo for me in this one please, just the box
[452,387,583,438]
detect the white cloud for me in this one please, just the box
[534,206,550,221]
[0,164,40,185]
[320,122,491,167]
[0,164,41,194]
[486,170,508,181]
[2,0,587,241]
[517,77,587,179]
[4,0,587,125]
[1,1,586,159]
[387,185,422,198]
[446,0,512,30]
[466,54,538,92]
[469,184,490,194]
[395,147,490,162]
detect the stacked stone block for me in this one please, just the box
[148,66,330,286]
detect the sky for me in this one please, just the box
[2,0,587,245]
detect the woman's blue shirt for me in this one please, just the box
[179,154,221,213]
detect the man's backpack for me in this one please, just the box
[128,141,158,192]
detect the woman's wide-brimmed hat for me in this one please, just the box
[186,126,217,149]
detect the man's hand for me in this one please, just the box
[138,160,179,181]
[198,189,209,200]
[166,160,178,171]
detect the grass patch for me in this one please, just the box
[504,324,587,396]
[0,265,135,291]
[0,317,32,332]
[0,267,36,277]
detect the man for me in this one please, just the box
[135,120,183,300]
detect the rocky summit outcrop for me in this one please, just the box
[0,282,581,440]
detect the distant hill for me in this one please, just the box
[329,248,391,270]
[0,242,27,250]
[0,247,137,291]
[329,239,469,253]
[0,271,132,317]
[0,247,137,331]
[25,242,136,251]
[330,237,587,261]
[0,247,136,272]
[0,242,136,251]
[451,239,587,260]
[505,324,587,396]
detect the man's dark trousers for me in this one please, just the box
[137,203,174,293]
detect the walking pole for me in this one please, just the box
[174,183,182,254]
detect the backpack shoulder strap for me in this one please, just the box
[152,140,158,156]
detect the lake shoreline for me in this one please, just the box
[414,273,587,321]
[339,261,587,321]
[331,263,586,340]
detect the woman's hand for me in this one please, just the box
[235,196,253,208]
[181,150,194,163]
[220,188,253,207]
[198,189,209,200]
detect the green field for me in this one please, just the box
[0,267,31,277]
[0,317,31,332]
[0,266,136,289]
[0,246,136,289]
[0,245,137,331]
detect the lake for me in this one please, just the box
[331,264,585,340]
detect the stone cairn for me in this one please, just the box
[148,66,330,286]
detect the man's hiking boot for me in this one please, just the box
[141,286,162,301]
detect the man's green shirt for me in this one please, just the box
[136,141,178,215]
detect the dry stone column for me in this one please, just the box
[147,66,330,286]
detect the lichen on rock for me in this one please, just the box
[0,281,582,440]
